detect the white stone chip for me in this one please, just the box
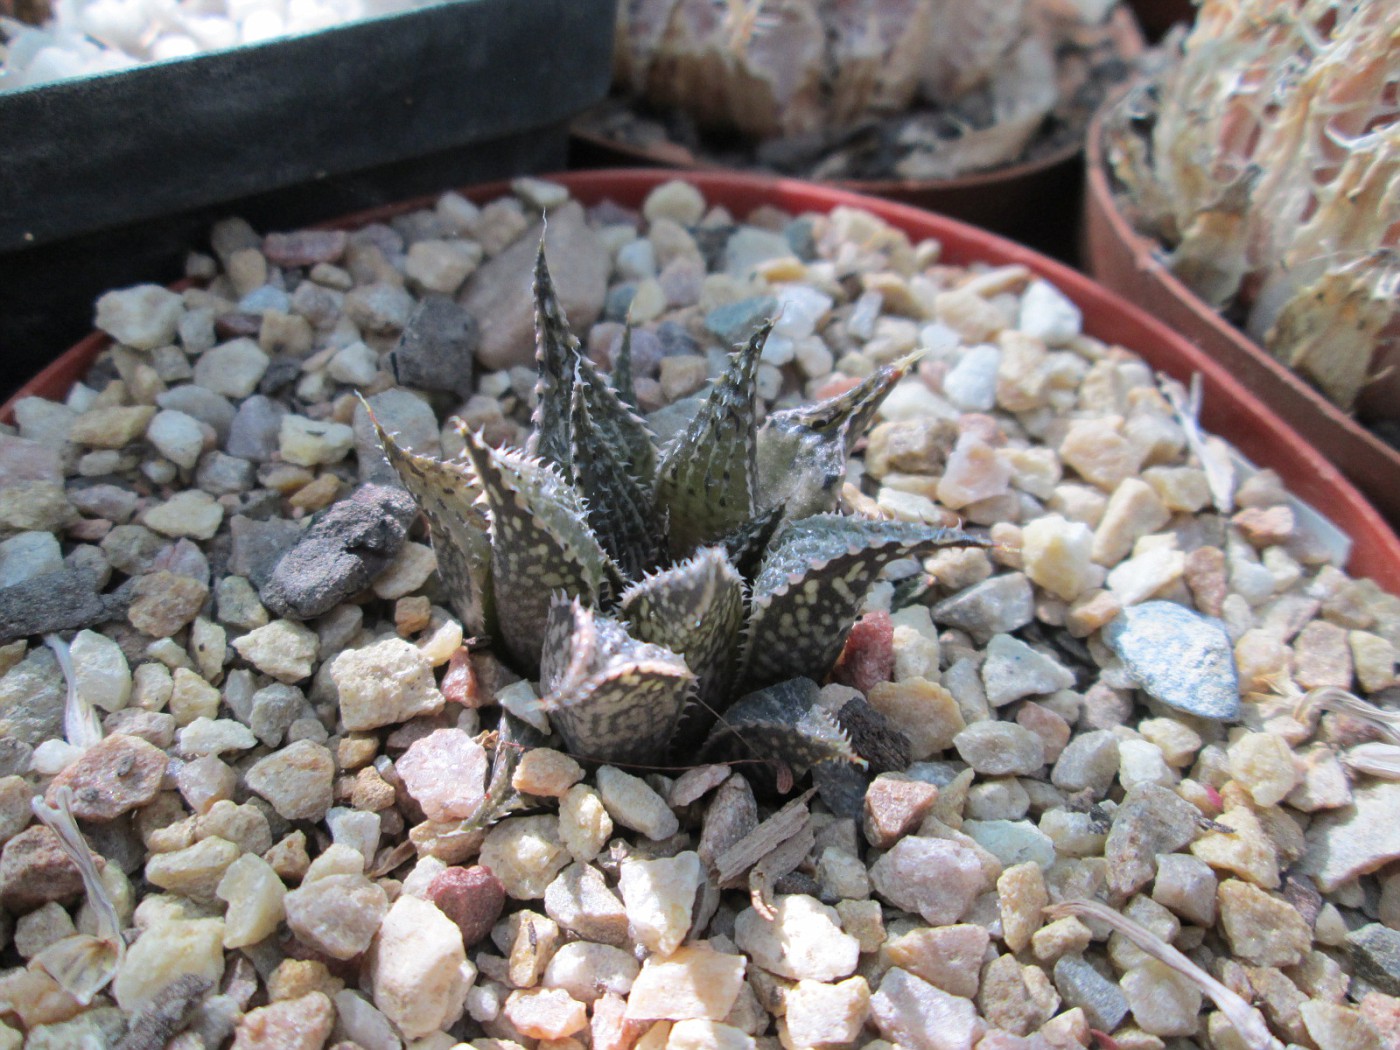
[619,850,703,955]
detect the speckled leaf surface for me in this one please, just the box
[569,387,664,579]
[654,323,767,557]
[704,677,862,773]
[741,514,977,687]
[755,351,919,521]
[368,413,494,638]
[459,427,614,673]
[539,598,694,764]
[619,546,746,743]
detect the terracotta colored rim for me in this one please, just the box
[5,168,1398,593]
[1083,106,1400,530]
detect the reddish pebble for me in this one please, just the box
[440,647,476,706]
[832,610,894,694]
[46,733,169,821]
[427,864,506,946]
[0,826,87,912]
[811,374,862,401]
[215,313,263,339]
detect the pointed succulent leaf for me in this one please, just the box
[739,514,980,688]
[702,677,863,772]
[367,407,495,638]
[527,240,580,473]
[529,243,659,487]
[613,321,639,411]
[755,351,921,521]
[539,597,695,765]
[458,424,615,674]
[444,711,545,834]
[654,321,768,557]
[716,503,784,581]
[619,547,746,741]
[569,383,665,579]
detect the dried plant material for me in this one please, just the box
[29,787,124,1004]
[45,632,101,750]
[714,788,815,887]
[1341,742,1400,779]
[602,0,1134,179]
[748,824,814,917]
[1161,375,1235,513]
[1044,899,1282,1050]
[1104,0,1400,418]
[1294,685,1400,746]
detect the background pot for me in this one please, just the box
[0,0,618,403]
[1082,107,1400,530]
[572,9,1143,261]
[5,168,1398,592]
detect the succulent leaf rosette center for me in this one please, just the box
[370,243,977,789]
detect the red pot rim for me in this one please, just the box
[6,168,1399,593]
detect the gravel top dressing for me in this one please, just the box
[0,176,1398,1050]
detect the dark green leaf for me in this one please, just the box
[654,322,768,558]
[366,406,494,639]
[703,677,863,772]
[740,514,980,688]
[539,598,695,765]
[755,351,920,522]
[459,426,615,674]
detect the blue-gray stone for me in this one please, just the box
[1053,956,1129,1031]
[604,282,638,322]
[1102,600,1240,720]
[1347,923,1400,995]
[704,295,777,346]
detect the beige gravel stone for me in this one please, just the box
[620,851,702,955]
[1217,879,1312,966]
[370,893,474,1039]
[626,944,748,1022]
[480,815,570,899]
[232,991,335,1050]
[113,917,225,1011]
[733,895,859,982]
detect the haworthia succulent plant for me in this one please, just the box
[371,241,982,778]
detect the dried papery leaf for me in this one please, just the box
[45,632,101,751]
[825,0,934,123]
[920,0,1029,103]
[30,788,123,1003]
[1043,899,1282,1050]
[1264,259,1396,410]
[1294,685,1400,746]
[1161,374,1235,513]
[1107,0,1400,413]
[1342,742,1400,779]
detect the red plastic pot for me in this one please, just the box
[1082,108,1400,532]
[5,169,1399,593]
